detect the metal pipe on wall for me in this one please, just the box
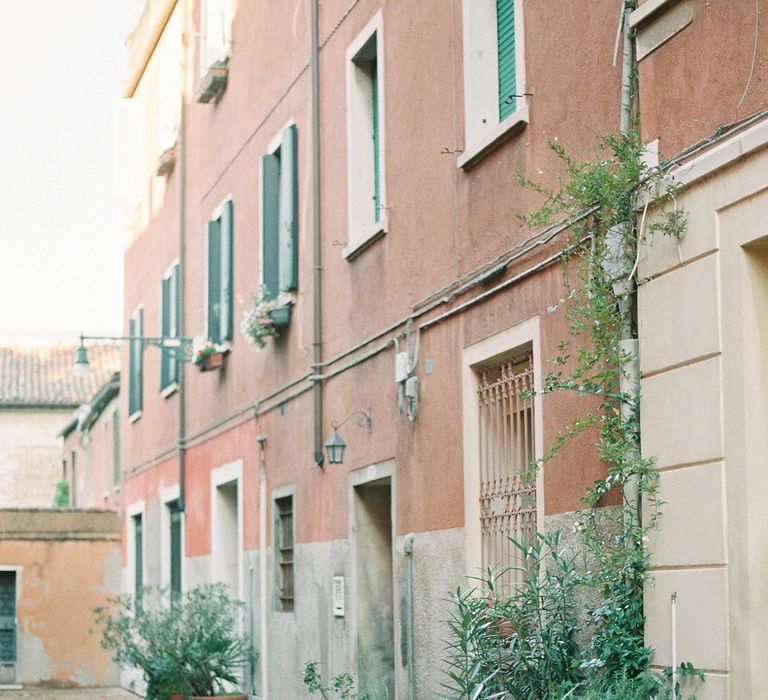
[178,0,188,514]
[402,533,416,700]
[311,0,324,468]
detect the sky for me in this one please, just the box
[0,0,136,345]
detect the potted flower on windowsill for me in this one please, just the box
[194,341,229,371]
[95,583,250,700]
[241,288,294,350]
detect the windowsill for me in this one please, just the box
[457,105,529,171]
[161,382,179,399]
[129,410,142,424]
[629,0,680,27]
[343,217,388,260]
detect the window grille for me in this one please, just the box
[477,354,537,593]
[275,496,294,612]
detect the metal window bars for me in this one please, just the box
[477,354,537,594]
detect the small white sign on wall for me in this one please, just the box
[333,575,345,617]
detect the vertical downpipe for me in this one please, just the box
[259,443,269,700]
[402,534,416,700]
[178,0,188,515]
[619,0,640,528]
[311,0,324,467]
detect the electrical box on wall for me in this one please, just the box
[333,576,345,617]
[395,352,409,383]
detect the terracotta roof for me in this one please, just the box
[0,344,121,407]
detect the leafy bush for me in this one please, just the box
[95,583,249,699]
[303,661,370,700]
[53,480,69,508]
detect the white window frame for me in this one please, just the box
[458,0,528,169]
[199,0,232,76]
[344,10,387,259]
[272,483,297,614]
[160,484,184,594]
[126,500,146,596]
[210,460,243,600]
[461,316,544,574]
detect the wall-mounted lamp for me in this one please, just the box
[323,408,372,465]
[72,333,196,376]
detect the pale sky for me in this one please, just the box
[0,0,136,345]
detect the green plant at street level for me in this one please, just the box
[443,130,702,699]
[443,532,582,699]
[95,583,250,699]
[53,479,69,508]
[303,661,370,700]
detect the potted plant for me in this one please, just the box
[240,288,293,349]
[194,341,228,371]
[95,583,250,700]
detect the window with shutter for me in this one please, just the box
[161,264,180,391]
[206,203,233,345]
[496,0,516,121]
[346,15,386,255]
[262,125,298,299]
[129,307,143,417]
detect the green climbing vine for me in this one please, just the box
[443,131,700,699]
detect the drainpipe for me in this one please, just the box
[618,0,640,531]
[257,435,269,700]
[178,0,189,514]
[311,0,324,467]
[402,534,416,700]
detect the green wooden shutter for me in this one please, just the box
[170,265,180,383]
[372,58,381,223]
[112,409,121,487]
[279,125,298,292]
[220,201,234,340]
[169,500,182,594]
[134,515,143,596]
[160,276,171,389]
[136,308,143,411]
[261,153,280,299]
[497,0,516,120]
[207,219,222,343]
[129,311,143,415]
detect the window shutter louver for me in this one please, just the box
[496,0,516,121]
[220,200,234,340]
[129,317,138,415]
[136,308,143,411]
[207,219,222,343]
[262,153,280,299]
[279,125,298,292]
[160,277,171,389]
[170,265,180,383]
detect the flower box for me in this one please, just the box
[266,304,292,328]
[200,351,225,372]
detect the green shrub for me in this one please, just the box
[53,480,69,508]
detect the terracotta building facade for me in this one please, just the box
[111,0,768,698]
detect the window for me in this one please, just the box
[112,409,121,487]
[345,12,386,256]
[160,264,180,391]
[261,125,298,298]
[206,200,233,345]
[476,352,537,593]
[128,306,144,417]
[200,0,232,73]
[275,495,294,612]
[133,513,144,596]
[460,0,527,168]
[168,500,182,595]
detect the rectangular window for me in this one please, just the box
[112,409,121,487]
[476,351,536,594]
[200,0,232,73]
[207,200,233,344]
[275,495,294,612]
[460,0,526,167]
[128,306,144,417]
[160,264,180,391]
[346,13,386,255]
[261,124,298,298]
[133,513,144,596]
[168,500,182,595]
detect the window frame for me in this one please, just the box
[458,0,528,170]
[344,10,387,259]
[199,0,232,76]
[260,122,299,300]
[206,198,234,346]
[160,261,181,395]
[273,484,296,614]
[128,304,144,421]
[461,316,544,576]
